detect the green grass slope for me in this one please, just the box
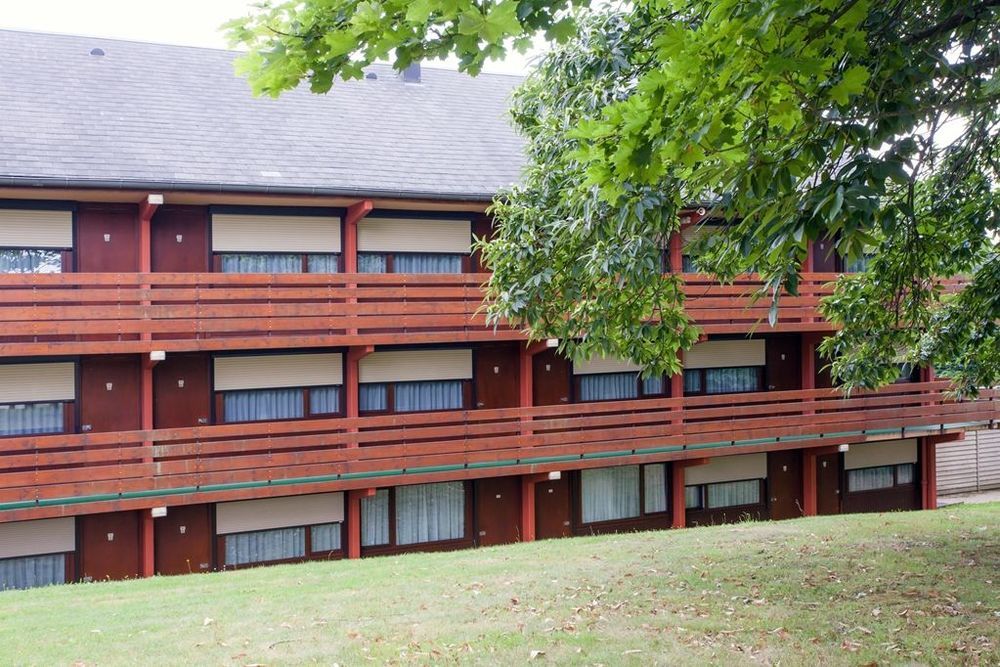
[1,504,997,665]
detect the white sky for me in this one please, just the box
[0,0,543,75]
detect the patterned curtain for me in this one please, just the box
[395,482,465,545]
[0,554,65,590]
[394,380,463,412]
[223,388,303,422]
[361,490,390,546]
[0,249,62,273]
[705,367,760,394]
[685,486,702,509]
[706,480,761,508]
[357,253,388,273]
[310,523,342,553]
[308,386,341,415]
[847,466,895,492]
[220,253,301,273]
[643,464,667,513]
[306,253,340,273]
[394,254,463,274]
[224,527,305,566]
[578,373,638,402]
[359,383,388,412]
[580,466,640,523]
[0,402,64,436]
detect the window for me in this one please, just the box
[580,464,670,524]
[221,385,341,423]
[359,380,466,414]
[847,463,916,492]
[357,252,464,274]
[361,483,468,549]
[684,367,763,395]
[218,252,340,273]
[224,526,306,566]
[0,553,66,590]
[310,523,342,553]
[0,248,62,273]
[681,255,698,273]
[577,372,668,402]
[845,254,873,273]
[686,479,763,510]
[0,402,64,436]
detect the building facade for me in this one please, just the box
[0,31,996,590]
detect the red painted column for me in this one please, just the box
[802,449,818,516]
[671,463,686,528]
[921,438,937,510]
[520,477,536,542]
[669,229,683,273]
[137,194,160,578]
[343,199,373,274]
[346,487,377,559]
[140,510,155,576]
[802,334,816,416]
[345,345,374,447]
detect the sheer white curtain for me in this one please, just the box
[706,480,761,508]
[359,384,388,412]
[223,388,303,422]
[705,367,760,394]
[358,253,388,273]
[394,381,463,412]
[847,466,895,492]
[394,254,463,273]
[220,253,301,273]
[581,466,640,523]
[308,386,341,415]
[0,554,65,590]
[578,373,638,401]
[310,523,342,552]
[361,490,390,546]
[306,253,339,273]
[643,464,667,513]
[395,482,465,545]
[224,527,305,566]
[0,402,63,436]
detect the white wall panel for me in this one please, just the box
[685,340,766,369]
[573,355,643,375]
[844,439,917,470]
[0,363,75,403]
[358,217,471,253]
[0,209,72,248]
[216,493,344,535]
[686,453,767,485]
[211,213,341,253]
[214,353,343,391]
[359,349,473,383]
[0,517,75,559]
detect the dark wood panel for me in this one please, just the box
[768,449,803,520]
[151,205,209,273]
[532,349,570,406]
[812,236,842,273]
[474,343,519,409]
[687,504,767,527]
[841,485,919,514]
[154,353,211,429]
[765,334,802,392]
[79,356,141,433]
[154,503,213,575]
[474,476,521,546]
[535,476,572,539]
[76,204,138,272]
[78,511,140,582]
[816,453,841,515]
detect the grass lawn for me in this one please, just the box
[1,504,997,666]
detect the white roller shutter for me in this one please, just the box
[0,209,73,248]
[0,363,75,403]
[686,453,767,485]
[359,349,473,383]
[216,493,344,535]
[0,517,75,559]
[685,340,766,369]
[211,213,341,253]
[573,355,643,375]
[844,439,917,470]
[358,217,471,254]
[213,353,343,391]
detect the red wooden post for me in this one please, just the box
[671,463,686,528]
[802,449,818,516]
[921,438,937,510]
[802,334,816,416]
[343,199,373,274]
[346,487,377,559]
[669,229,683,273]
[520,477,536,542]
[138,194,161,578]
[345,345,374,447]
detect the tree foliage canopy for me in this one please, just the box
[229,1,1000,394]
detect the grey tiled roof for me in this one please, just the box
[0,30,526,201]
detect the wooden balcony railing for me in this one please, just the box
[0,382,994,520]
[0,272,849,356]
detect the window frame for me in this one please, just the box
[356,251,471,274]
[359,482,473,555]
[212,251,342,273]
[358,379,472,416]
[846,463,917,493]
[685,478,766,511]
[215,384,344,424]
[682,366,765,396]
[573,371,668,404]
[0,246,70,274]
[577,463,670,527]
[217,520,345,570]
[0,399,74,438]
